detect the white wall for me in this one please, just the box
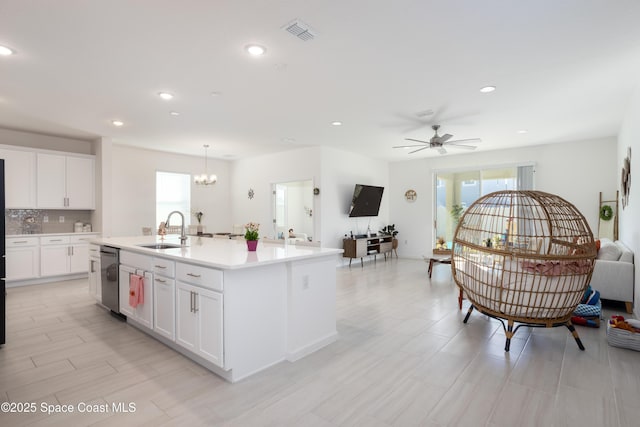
[230,147,322,240]
[0,127,93,154]
[319,146,389,248]
[389,137,618,259]
[618,83,640,316]
[108,144,230,237]
[230,146,389,248]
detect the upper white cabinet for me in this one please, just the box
[36,153,95,209]
[0,148,37,208]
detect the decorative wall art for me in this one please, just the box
[621,147,631,209]
[404,189,417,202]
[248,188,255,200]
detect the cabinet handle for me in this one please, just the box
[190,291,194,313]
[71,246,74,256]
[156,278,166,284]
[50,239,63,242]
[154,265,166,269]
[11,240,28,244]
[193,292,199,313]
[90,260,95,273]
[187,273,201,278]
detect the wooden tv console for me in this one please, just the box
[343,235,393,267]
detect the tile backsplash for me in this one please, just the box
[5,209,93,235]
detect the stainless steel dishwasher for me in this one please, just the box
[100,246,124,319]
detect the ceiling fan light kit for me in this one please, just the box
[393,124,481,155]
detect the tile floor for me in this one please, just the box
[1,258,639,426]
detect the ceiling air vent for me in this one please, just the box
[283,19,316,41]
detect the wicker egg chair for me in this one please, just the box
[451,190,597,351]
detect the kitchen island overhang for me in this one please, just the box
[93,236,342,382]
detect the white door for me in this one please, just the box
[134,272,153,329]
[69,244,89,274]
[153,277,175,340]
[0,148,37,208]
[196,288,224,367]
[175,282,198,352]
[66,156,95,208]
[40,245,70,276]
[36,153,66,208]
[88,256,100,301]
[118,265,135,318]
[6,247,39,280]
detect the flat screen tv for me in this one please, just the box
[348,184,384,217]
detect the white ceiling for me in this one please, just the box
[1,1,640,161]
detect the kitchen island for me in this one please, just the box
[92,235,342,382]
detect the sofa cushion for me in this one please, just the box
[598,241,622,261]
[616,241,634,263]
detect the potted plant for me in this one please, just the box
[380,224,399,254]
[193,211,204,235]
[450,204,465,225]
[244,222,260,251]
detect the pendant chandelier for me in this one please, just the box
[194,144,217,186]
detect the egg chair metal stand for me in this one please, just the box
[451,191,597,352]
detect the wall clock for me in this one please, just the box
[621,147,631,209]
[405,189,417,202]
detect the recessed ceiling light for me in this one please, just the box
[517,129,528,134]
[210,91,221,97]
[170,111,180,116]
[112,120,124,127]
[158,92,174,100]
[331,121,342,126]
[0,45,14,56]
[480,85,496,93]
[245,44,266,56]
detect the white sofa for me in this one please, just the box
[590,238,634,313]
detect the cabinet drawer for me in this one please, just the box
[6,236,39,247]
[40,235,70,245]
[120,250,153,271]
[70,234,98,244]
[176,262,223,291]
[153,257,175,277]
[89,244,100,256]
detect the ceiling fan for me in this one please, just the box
[394,124,481,154]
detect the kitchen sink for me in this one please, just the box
[137,243,184,249]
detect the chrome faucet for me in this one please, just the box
[166,211,188,246]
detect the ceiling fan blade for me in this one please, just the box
[404,138,429,144]
[393,144,427,148]
[444,138,482,145]
[446,144,477,150]
[408,146,430,154]
[439,134,453,143]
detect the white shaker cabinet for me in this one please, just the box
[40,234,96,276]
[36,153,95,209]
[5,237,40,280]
[175,262,224,367]
[0,147,37,208]
[153,257,176,341]
[88,244,101,302]
[118,251,154,329]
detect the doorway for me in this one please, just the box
[272,180,314,240]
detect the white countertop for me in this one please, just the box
[7,232,100,237]
[93,236,343,270]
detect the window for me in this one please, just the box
[434,165,533,247]
[156,171,191,227]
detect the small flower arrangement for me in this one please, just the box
[193,211,204,224]
[244,222,260,241]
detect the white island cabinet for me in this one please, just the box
[92,236,342,382]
